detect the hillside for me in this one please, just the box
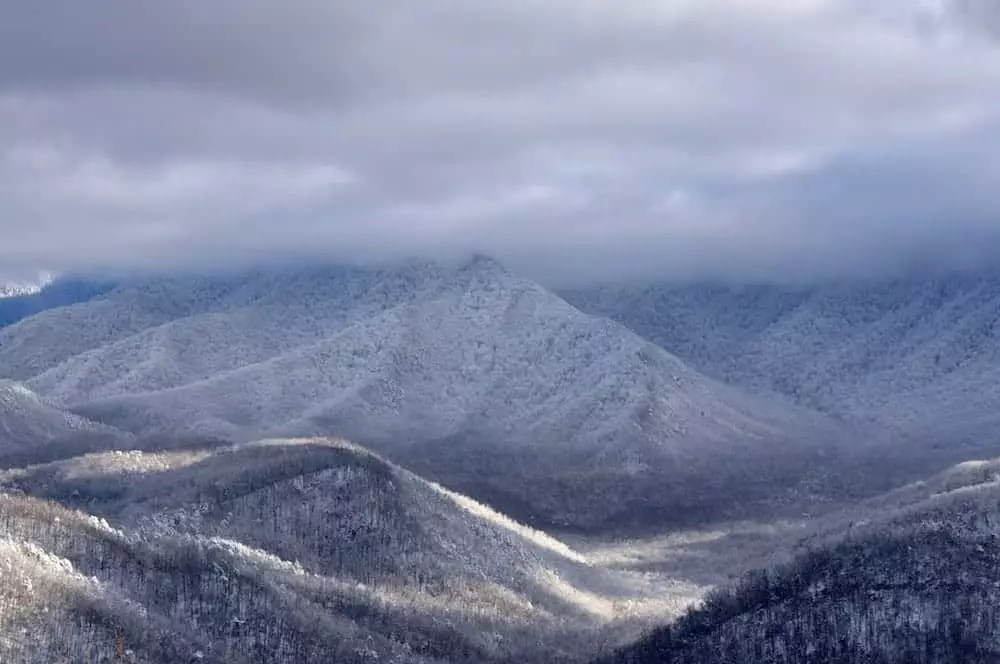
[563,276,1000,427]
[0,437,681,664]
[565,275,1000,477]
[597,455,1000,664]
[0,380,129,468]
[0,260,843,531]
[597,524,1000,664]
[0,278,115,329]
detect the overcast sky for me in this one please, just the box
[1,0,999,284]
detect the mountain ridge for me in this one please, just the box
[595,450,1000,664]
[1,436,678,663]
[0,260,843,530]
[0,379,130,468]
[563,275,1000,484]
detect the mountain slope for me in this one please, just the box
[565,275,1000,471]
[0,277,116,329]
[597,454,1000,664]
[0,264,451,383]
[598,525,1000,664]
[1,437,670,663]
[0,526,221,664]
[0,380,129,468]
[563,276,1000,424]
[0,260,844,530]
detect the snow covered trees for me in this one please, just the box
[599,524,1000,664]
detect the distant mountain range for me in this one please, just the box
[565,276,1000,428]
[0,273,54,299]
[0,277,115,328]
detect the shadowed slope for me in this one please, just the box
[0,380,129,468]
[0,278,114,329]
[596,454,1000,664]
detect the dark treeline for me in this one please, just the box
[1,440,614,664]
[597,523,1000,664]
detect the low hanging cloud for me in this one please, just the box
[1,0,999,284]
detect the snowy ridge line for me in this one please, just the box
[2,260,838,529]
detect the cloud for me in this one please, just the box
[1,0,999,284]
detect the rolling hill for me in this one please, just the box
[0,437,679,664]
[597,453,1000,664]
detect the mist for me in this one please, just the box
[2,0,999,285]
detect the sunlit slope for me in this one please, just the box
[1,437,674,663]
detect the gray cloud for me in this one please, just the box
[1,0,999,284]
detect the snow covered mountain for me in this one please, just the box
[0,380,128,468]
[565,275,1000,453]
[0,259,841,530]
[0,437,665,664]
[0,273,53,299]
[0,277,113,329]
[597,453,1000,664]
[10,263,1000,661]
[599,520,1000,664]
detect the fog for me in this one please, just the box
[1,0,999,284]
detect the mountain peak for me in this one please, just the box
[460,252,509,275]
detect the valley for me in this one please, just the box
[4,263,1000,662]
[0,437,693,663]
[0,260,847,532]
[4,0,997,660]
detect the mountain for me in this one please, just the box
[0,277,115,329]
[562,275,1000,428]
[0,437,668,664]
[0,380,129,468]
[597,455,1000,664]
[0,273,53,299]
[0,260,844,531]
[10,264,1000,661]
[564,275,1000,480]
[597,523,1000,663]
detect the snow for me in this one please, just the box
[10,261,1000,660]
[0,380,115,443]
[565,274,1000,444]
[0,273,54,300]
[0,436,673,663]
[0,260,836,527]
